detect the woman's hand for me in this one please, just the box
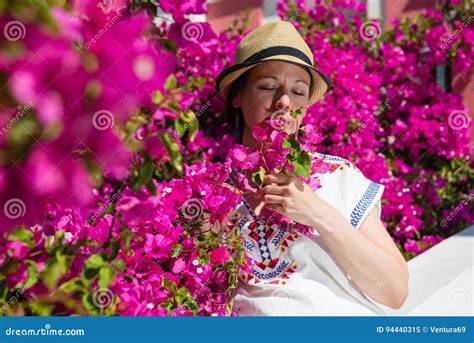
[256,173,329,227]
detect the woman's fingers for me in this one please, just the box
[261,194,287,204]
[264,203,285,213]
[256,184,291,198]
[263,173,291,185]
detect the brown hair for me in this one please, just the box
[223,69,252,143]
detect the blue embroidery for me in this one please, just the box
[243,240,254,252]
[271,229,286,247]
[256,220,272,261]
[323,154,349,163]
[241,198,272,261]
[350,182,381,228]
[237,216,248,229]
[252,260,290,280]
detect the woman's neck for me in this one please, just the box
[241,125,259,150]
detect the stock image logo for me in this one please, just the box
[359,20,381,42]
[92,110,115,130]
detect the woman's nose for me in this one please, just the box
[275,94,291,110]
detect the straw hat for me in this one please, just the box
[216,20,332,106]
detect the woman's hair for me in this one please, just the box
[223,69,252,144]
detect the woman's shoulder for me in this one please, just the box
[307,150,377,187]
[307,150,358,179]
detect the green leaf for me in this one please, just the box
[84,254,106,269]
[152,90,164,105]
[175,294,184,306]
[183,300,199,315]
[290,150,311,178]
[290,108,302,118]
[174,118,188,138]
[113,259,127,272]
[158,298,174,315]
[282,133,300,150]
[24,260,39,289]
[164,74,177,90]
[0,281,7,302]
[41,260,63,291]
[229,272,238,289]
[181,110,196,124]
[158,133,183,173]
[7,226,34,249]
[161,277,177,294]
[287,151,297,162]
[82,292,98,313]
[83,254,106,280]
[59,277,85,294]
[56,250,72,274]
[132,154,155,192]
[109,240,121,260]
[28,299,52,316]
[54,230,65,245]
[98,266,115,289]
[196,254,209,266]
[145,179,157,196]
[175,287,195,308]
[188,116,199,142]
[170,243,183,258]
[251,166,266,188]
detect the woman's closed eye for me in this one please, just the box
[259,86,307,96]
[291,89,306,96]
[259,86,278,91]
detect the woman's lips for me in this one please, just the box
[265,111,293,131]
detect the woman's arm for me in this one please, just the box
[309,199,409,309]
[259,173,409,309]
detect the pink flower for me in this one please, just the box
[227,145,259,170]
[171,258,186,273]
[144,226,183,259]
[171,305,194,316]
[303,124,323,146]
[209,247,230,265]
[86,216,112,245]
[6,241,30,259]
[252,125,269,142]
[159,0,207,20]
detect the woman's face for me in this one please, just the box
[232,60,311,147]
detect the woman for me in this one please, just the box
[216,21,408,315]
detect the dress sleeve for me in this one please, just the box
[310,153,385,230]
[340,162,384,229]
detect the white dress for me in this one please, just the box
[231,152,387,316]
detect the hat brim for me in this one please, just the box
[217,56,333,106]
